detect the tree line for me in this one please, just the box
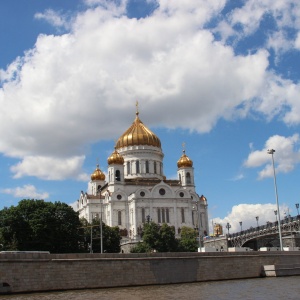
[131,222,198,253]
[0,199,198,253]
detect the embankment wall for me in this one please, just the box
[0,252,299,294]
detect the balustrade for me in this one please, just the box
[228,216,300,248]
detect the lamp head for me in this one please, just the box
[267,149,275,154]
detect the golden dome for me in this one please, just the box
[177,150,193,168]
[200,195,207,202]
[107,148,124,165]
[91,164,105,181]
[115,112,161,149]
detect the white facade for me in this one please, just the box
[77,111,209,240]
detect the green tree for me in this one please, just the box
[156,223,178,252]
[0,199,81,253]
[178,226,198,252]
[130,242,150,253]
[80,218,121,253]
[142,222,161,251]
[131,222,178,253]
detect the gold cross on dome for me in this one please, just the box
[136,100,139,115]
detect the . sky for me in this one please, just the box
[1,0,300,233]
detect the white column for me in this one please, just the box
[125,200,129,235]
[133,199,137,238]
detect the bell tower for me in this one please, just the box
[177,146,194,187]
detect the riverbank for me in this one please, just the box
[1,251,299,294]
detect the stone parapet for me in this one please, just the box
[0,252,300,294]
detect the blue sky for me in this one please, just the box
[1,0,300,233]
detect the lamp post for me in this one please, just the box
[274,210,278,223]
[97,187,103,254]
[239,221,243,232]
[193,202,201,250]
[296,203,299,216]
[90,224,93,254]
[284,212,288,222]
[288,213,294,249]
[256,216,259,227]
[212,220,216,247]
[267,149,283,251]
[226,222,231,235]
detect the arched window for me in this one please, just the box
[179,174,181,182]
[145,160,149,173]
[136,160,140,174]
[127,161,130,175]
[118,211,122,226]
[186,172,191,184]
[115,170,121,181]
[154,161,157,174]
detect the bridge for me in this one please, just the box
[228,215,300,248]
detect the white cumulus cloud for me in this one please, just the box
[0,1,300,181]
[212,203,289,233]
[68,200,79,211]
[10,156,89,181]
[34,9,72,30]
[244,134,300,179]
[229,0,300,36]
[1,184,49,199]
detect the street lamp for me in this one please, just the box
[146,215,150,223]
[193,202,201,250]
[274,210,278,223]
[90,223,93,254]
[296,203,299,216]
[226,222,231,235]
[256,216,259,227]
[267,149,283,251]
[239,221,243,232]
[97,187,103,254]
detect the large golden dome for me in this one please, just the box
[107,148,124,165]
[177,150,193,168]
[115,112,161,149]
[91,164,105,181]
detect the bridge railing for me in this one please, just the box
[228,215,300,239]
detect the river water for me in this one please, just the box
[2,277,300,300]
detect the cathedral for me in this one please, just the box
[77,107,208,243]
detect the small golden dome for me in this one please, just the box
[107,148,124,165]
[91,164,105,181]
[177,150,193,168]
[200,195,207,202]
[115,112,161,149]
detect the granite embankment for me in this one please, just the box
[1,251,299,294]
